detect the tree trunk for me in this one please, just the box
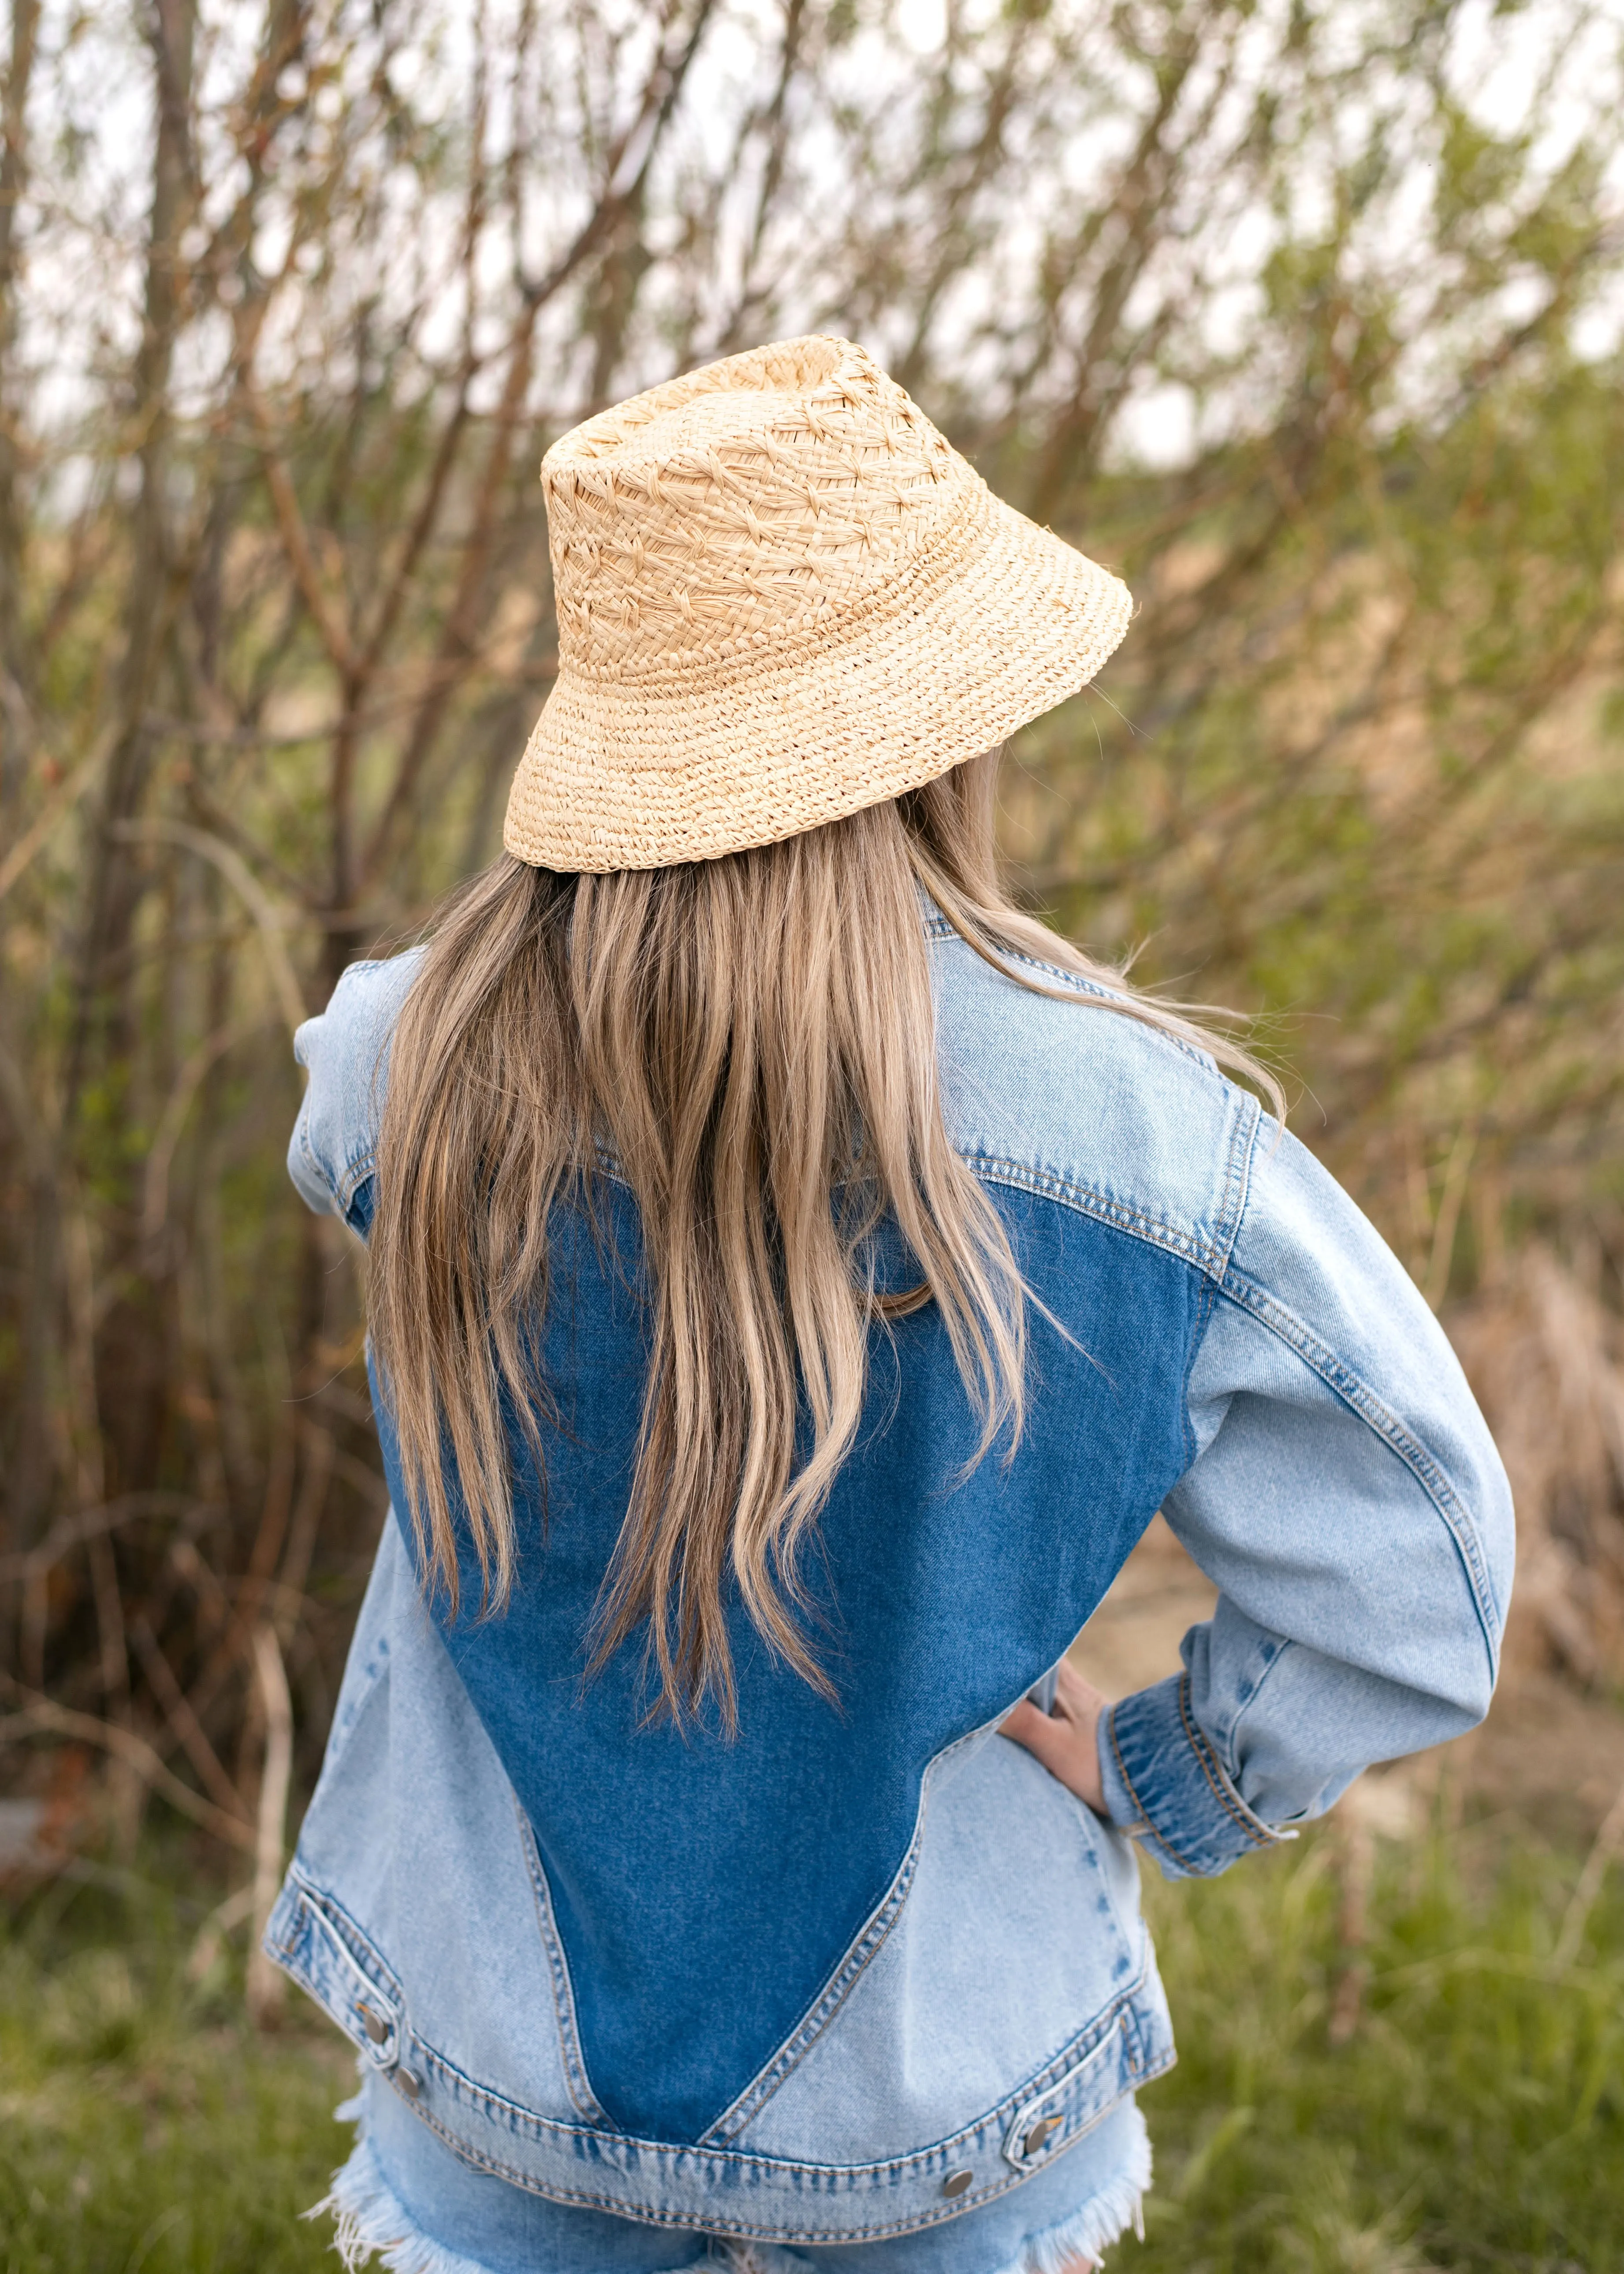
[0,0,41,814]
[66,0,197,1506]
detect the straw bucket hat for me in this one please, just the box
[503,335,1132,872]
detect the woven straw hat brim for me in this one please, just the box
[504,482,1132,873]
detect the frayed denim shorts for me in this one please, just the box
[314,2071,1151,2274]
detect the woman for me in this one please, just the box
[272,336,1512,2274]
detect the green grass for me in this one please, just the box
[3,1827,1622,2273]
[0,1861,352,2274]
[1121,1831,1624,2274]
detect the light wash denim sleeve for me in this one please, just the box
[1095,1118,1514,1879]
[287,951,427,1232]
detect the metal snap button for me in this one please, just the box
[1023,2115,1061,2155]
[396,2069,423,2100]
[356,2002,389,2045]
[942,2169,973,2199]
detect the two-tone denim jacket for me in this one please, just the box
[267,910,1513,2254]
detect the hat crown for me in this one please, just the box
[541,337,975,682]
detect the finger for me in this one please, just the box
[1053,1659,1110,1721]
[999,1699,1073,1777]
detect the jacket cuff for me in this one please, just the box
[1097,1672,1290,1879]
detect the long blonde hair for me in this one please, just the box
[369,751,1276,1728]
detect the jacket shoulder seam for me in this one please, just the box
[964,1144,1251,1287]
[927,924,1222,1074]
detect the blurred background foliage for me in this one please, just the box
[2,0,1624,2200]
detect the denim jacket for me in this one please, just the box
[267,911,1512,2247]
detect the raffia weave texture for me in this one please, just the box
[504,335,1132,872]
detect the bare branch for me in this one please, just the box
[245,1624,293,2023]
[0,1680,255,1851]
[245,379,361,685]
[110,818,307,1035]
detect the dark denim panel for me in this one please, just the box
[368,1179,1207,2143]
